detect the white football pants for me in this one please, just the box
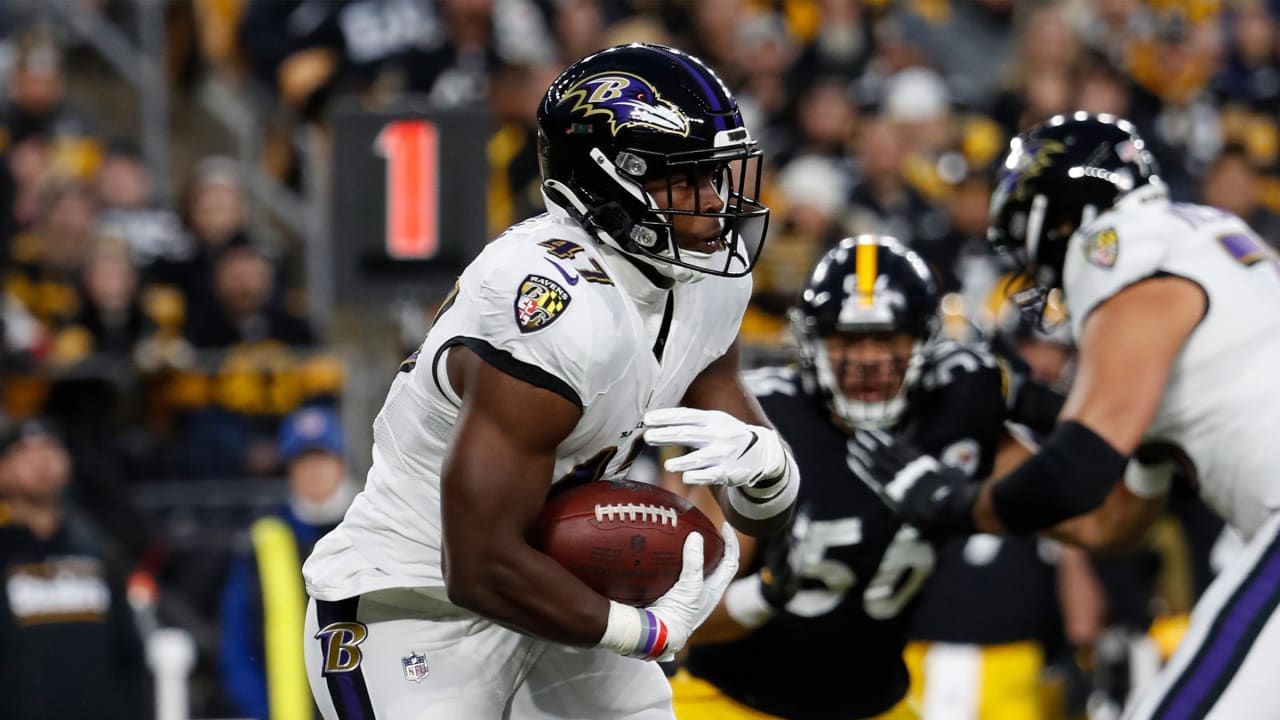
[1124,511,1280,720]
[303,587,675,719]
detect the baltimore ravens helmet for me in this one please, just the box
[791,235,940,428]
[537,43,769,282]
[988,112,1161,295]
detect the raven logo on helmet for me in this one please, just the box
[561,72,691,137]
[996,139,1067,201]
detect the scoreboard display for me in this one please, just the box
[331,101,491,306]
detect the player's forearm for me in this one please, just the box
[1045,484,1163,553]
[445,541,611,646]
[972,420,1128,535]
[718,484,796,536]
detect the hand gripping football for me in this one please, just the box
[530,479,725,606]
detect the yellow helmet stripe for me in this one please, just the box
[856,240,878,307]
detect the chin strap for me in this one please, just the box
[543,179,686,286]
[543,179,634,250]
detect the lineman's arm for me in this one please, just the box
[973,276,1204,534]
[997,423,1166,551]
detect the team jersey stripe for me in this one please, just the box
[446,336,583,411]
[856,241,878,307]
[1152,530,1280,719]
[316,598,378,720]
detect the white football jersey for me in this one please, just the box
[303,207,751,600]
[1063,183,1280,538]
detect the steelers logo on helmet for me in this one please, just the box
[537,43,770,282]
[791,236,940,430]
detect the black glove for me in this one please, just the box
[846,429,979,540]
[757,523,802,610]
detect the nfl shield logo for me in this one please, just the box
[402,652,429,682]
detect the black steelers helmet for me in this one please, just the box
[791,235,940,428]
[537,43,769,281]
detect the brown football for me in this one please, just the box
[530,479,725,606]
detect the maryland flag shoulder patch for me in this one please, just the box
[1085,228,1119,268]
[514,274,572,333]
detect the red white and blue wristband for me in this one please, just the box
[598,602,669,661]
[634,608,669,660]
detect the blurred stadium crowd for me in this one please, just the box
[0,0,1277,718]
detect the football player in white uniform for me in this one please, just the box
[299,44,800,719]
[846,113,1280,719]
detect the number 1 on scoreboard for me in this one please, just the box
[375,120,440,260]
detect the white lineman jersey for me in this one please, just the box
[303,208,750,600]
[1063,184,1280,539]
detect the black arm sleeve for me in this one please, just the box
[990,421,1128,535]
[1008,378,1067,435]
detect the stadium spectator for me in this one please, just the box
[219,406,354,720]
[1212,2,1280,113]
[742,154,850,345]
[96,141,187,270]
[0,133,51,247]
[485,61,557,237]
[171,241,319,479]
[551,0,607,66]
[773,75,858,168]
[847,116,949,251]
[186,244,314,350]
[72,236,148,359]
[1201,145,1280,249]
[151,156,251,313]
[990,4,1081,136]
[0,417,148,720]
[0,29,95,153]
[789,0,874,83]
[915,0,1018,104]
[4,180,98,354]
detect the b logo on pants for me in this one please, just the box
[316,621,368,674]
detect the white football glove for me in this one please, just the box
[597,522,740,661]
[643,408,791,491]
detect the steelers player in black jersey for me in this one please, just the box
[667,235,1051,719]
[902,284,1107,720]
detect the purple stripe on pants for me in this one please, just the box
[1158,535,1280,720]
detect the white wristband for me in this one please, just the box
[1123,459,1173,499]
[596,601,667,660]
[723,574,775,629]
[743,451,793,499]
[731,453,799,519]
